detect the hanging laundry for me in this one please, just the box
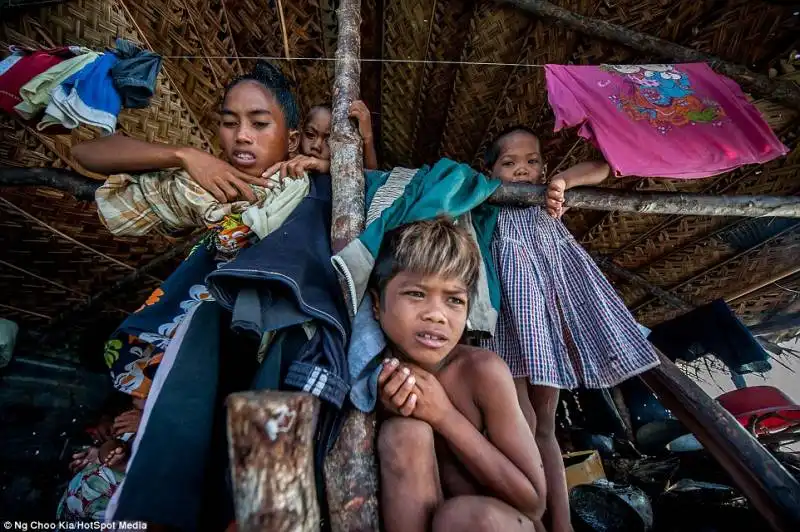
[481,206,659,390]
[39,53,121,135]
[648,298,771,374]
[14,49,99,120]
[333,159,501,325]
[545,64,788,179]
[109,38,162,109]
[205,174,350,407]
[94,168,309,238]
[334,160,502,412]
[105,174,350,530]
[0,46,81,114]
[0,47,25,77]
[103,239,218,400]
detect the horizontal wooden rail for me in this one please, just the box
[490,183,800,218]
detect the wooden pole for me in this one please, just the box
[0,166,101,201]
[641,353,800,532]
[499,0,800,110]
[5,167,799,219]
[328,0,365,254]
[489,183,800,218]
[325,1,381,531]
[325,410,380,532]
[227,391,321,532]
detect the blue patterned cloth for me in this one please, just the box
[104,241,220,399]
[481,206,659,389]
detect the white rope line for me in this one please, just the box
[159,55,553,68]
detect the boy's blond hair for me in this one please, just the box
[370,218,480,298]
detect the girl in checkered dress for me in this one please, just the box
[480,126,659,532]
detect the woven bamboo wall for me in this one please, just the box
[1,0,799,359]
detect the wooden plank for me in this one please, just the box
[227,391,320,532]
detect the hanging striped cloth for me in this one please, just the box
[481,206,659,389]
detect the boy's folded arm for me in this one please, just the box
[554,160,610,189]
[71,134,187,175]
[73,136,265,203]
[434,356,546,517]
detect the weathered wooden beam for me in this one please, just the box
[325,2,381,531]
[499,0,800,110]
[641,352,800,532]
[227,391,320,532]
[0,166,101,201]
[632,222,800,316]
[489,183,800,218]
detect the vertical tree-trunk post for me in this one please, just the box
[328,0,365,254]
[325,1,381,531]
[227,391,321,532]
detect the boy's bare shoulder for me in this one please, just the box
[446,344,513,383]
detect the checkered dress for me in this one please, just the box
[481,207,659,389]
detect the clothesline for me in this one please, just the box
[159,56,553,67]
[150,55,743,71]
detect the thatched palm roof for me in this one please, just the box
[1,0,799,361]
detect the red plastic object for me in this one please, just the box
[717,386,800,435]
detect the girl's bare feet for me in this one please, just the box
[69,446,100,473]
[99,440,129,472]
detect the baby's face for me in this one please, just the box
[300,107,332,160]
[491,131,544,184]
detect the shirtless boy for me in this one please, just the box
[373,219,547,532]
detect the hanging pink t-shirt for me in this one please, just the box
[545,64,788,179]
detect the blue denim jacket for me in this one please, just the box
[110,38,162,109]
